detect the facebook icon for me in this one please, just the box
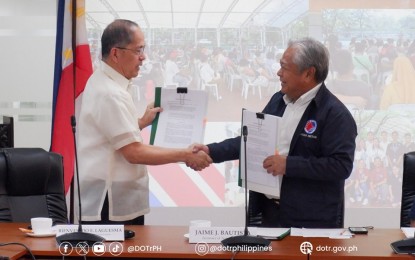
[59,242,73,255]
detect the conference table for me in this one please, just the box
[0,223,414,259]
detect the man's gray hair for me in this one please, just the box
[287,37,329,83]
[101,19,140,59]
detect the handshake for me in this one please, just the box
[184,143,287,176]
[184,143,211,171]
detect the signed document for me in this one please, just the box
[150,87,208,148]
[240,109,282,196]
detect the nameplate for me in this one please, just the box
[189,227,257,244]
[55,224,124,241]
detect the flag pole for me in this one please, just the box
[69,0,77,225]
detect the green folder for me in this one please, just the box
[149,87,162,145]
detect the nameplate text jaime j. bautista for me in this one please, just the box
[189,226,258,244]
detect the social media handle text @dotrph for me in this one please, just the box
[127,245,163,253]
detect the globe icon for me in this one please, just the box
[300,241,313,255]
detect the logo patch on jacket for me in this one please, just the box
[304,120,317,134]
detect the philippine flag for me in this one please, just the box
[51,0,92,193]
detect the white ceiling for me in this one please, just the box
[85,0,308,30]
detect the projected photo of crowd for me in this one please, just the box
[323,9,415,209]
[86,4,415,209]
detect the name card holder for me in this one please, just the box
[55,224,124,241]
[189,227,258,244]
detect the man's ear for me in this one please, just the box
[110,47,119,63]
[307,66,316,78]
[304,66,316,82]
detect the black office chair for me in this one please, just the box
[400,151,415,227]
[248,191,345,228]
[0,147,68,225]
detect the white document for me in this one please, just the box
[290,228,352,239]
[240,109,282,196]
[402,227,415,238]
[256,227,290,240]
[150,87,208,148]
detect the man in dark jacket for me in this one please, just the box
[191,37,357,228]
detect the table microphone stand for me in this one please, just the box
[391,231,415,254]
[221,126,270,247]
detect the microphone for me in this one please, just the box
[56,115,105,246]
[242,125,248,142]
[221,125,270,248]
[391,231,415,254]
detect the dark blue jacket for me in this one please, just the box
[410,199,415,220]
[208,84,357,228]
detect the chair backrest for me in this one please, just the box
[400,151,415,227]
[0,148,68,225]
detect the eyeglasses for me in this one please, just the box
[115,46,145,55]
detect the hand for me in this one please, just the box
[138,102,163,129]
[189,143,210,155]
[263,151,286,176]
[185,148,212,171]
